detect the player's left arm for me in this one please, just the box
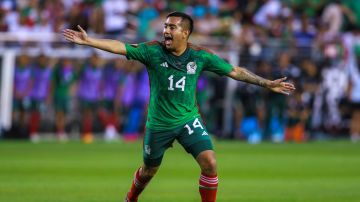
[227,66,296,95]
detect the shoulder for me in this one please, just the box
[188,43,214,55]
[127,41,162,49]
[144,40,162,46]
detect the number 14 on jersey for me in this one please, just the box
[184,118,204,135]
[168,75,186,91]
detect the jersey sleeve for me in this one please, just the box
[203,53,233,76]
[125,43,149,65]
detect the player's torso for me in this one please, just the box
[144,43,207,129]
[15,67,32,93]
[146,44,205,103]
[31,67,52,99]
[79,66,103,100]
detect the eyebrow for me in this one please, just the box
[164,23,177,27]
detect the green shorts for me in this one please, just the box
[54,96,70,112]
[101,100,115,111]
[80,100,99,111]
[30,99,46,111]
[13,98,31,111]
[143,116,213,167]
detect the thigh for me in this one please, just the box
[143,128,178,167]
[177,117,214,159]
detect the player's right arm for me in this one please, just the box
[62,25,126,55]
[204,52,295,95]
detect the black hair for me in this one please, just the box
[166,11,194,36]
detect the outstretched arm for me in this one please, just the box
[227,66,296,95]
[62,25,126,55]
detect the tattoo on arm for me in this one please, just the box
[233,67,269,87]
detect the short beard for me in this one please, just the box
[165,45,175,52]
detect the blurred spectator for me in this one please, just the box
[234,82,264,144]
[196,75,210,119]
[98,58,125,141]
[88,2,105,34]
[0,2,11,31]
[167,0,189,13]
[218,0,237,16]
[195,11,221,36]
[290,0,326,20]
[33,10,52,33]
[312,60,349,136]
[52,58,77,141]
[77,53,104,143]
[253,0,281,28]
[342,0,360,29]
[149,11,168,39]
[119,63,149,141]
[299,59,320,136]
[29,54,54,142]
[285,91,307,142]
[19,0,39,28]
[12,53,32,132]
[192,0,209,19]
[265,52,299,142]
[321,1,356,36]
[293,14,316,49]
[136,2,159,40]
[102,0,128,35]
[348,56,360,142]
[67,2,89,32]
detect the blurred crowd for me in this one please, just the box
[9,53,150,143]
[1,0,360,143]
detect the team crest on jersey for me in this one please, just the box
[186,62,197,74]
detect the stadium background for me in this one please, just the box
[0,1,359,202]
[1,0,360,143]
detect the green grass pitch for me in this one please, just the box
[0,140,359,202]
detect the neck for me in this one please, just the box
[171,42,188,56]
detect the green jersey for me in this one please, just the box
[125,41,232,131]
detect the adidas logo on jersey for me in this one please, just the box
[160,62,168,68]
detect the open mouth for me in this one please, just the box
[164,36,173,46]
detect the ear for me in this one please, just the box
[183,30,190,39]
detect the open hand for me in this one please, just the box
[62,25,88,45]
[267,77,296,95]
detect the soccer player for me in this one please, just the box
[77,53,104,143]
[52,58,77,141]
[13,53,32,134]
[63,11,295,202]
[120,64,149,141]
[29,54,53,142]
[99,58,124,141]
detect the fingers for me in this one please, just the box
[278,88,293,95]
[279,91,290,95]
[283,82,296,90]
[280,77,287,82]
[62,29,76,41]
[77,25,86,34]
[63,28,76,34]
[274,77,287,83]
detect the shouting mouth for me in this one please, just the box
[164,36,173,46]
